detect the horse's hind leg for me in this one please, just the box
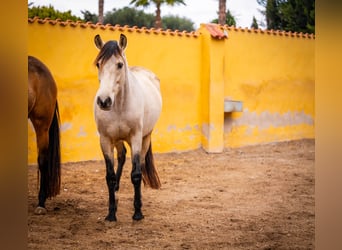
[115,141,126,192]
[130,133,144,221]
[34,128,50,215]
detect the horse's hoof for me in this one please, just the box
[132,211,144,221]
[105,214,117,222]
[34,206,47,215]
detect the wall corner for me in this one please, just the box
[199,23,226,153]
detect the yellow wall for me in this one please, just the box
[28,19,314,163]
[222,27,315,147]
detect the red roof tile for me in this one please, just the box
[205,23,227,39]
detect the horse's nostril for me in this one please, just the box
[97,96,102,106]
[104,97,112,107]
[97,96,112,109]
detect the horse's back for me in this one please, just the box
[28,56,57,89]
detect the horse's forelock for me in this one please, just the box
[94,40,122,66]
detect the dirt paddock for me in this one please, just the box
[28,139,314,249]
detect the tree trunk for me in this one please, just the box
[155,2,162,29]
[218,0,226,25]
[98,0,104,24]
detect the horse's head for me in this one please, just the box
[94,34,128,110]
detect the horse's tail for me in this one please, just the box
[142,142,161,189]
[46,101,61,198]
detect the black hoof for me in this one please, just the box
[132,211,144,221]
[105,214,117,222]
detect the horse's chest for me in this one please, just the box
[96,112,137,140]
[111,121,131,138]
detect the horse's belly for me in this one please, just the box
[141,90,162,135]
[142,112,160,135]
[142,99,162,135]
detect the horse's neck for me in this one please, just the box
[114,72,131,111]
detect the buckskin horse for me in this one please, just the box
[93,34,162,221]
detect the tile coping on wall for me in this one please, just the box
[28,17,199,38]
[28,17,315,39]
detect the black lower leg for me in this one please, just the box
[104,155,117,221]
[131,154,144,220]
[38,175,47,208]
[37,154,48,208]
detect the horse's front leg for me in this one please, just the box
[130,134,144,221]
[114,141,126,192]
[100,136,117,221]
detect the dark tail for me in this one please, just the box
[46,101,61,198]
[142,142,161,189]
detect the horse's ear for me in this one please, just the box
[94,34,104,50]
[119,34,127,51]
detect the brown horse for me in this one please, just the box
[28,56,61,215]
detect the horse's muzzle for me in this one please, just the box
[97,96,112,110]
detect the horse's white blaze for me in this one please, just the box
[96,57,124,109]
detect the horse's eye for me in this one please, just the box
[117,62,123,69]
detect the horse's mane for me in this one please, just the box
[94,40,122,67]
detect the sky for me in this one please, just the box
[28,0,265,29]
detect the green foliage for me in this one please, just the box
[280,0,315,33]
[257,0,315,33]
[28,4,81,21]
[103,7,155,28]
[162,15,195,31]
[266,0,281,30]
[212,9,236,26]
[81,10,98,23]
[251,16,259,29]
[28,3,194,32]
[102,7,194,31]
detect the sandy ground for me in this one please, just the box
[28,139,314,249]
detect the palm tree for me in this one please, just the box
[130,0,186,29]
[218,0,226,25]
[98,0,104,23]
